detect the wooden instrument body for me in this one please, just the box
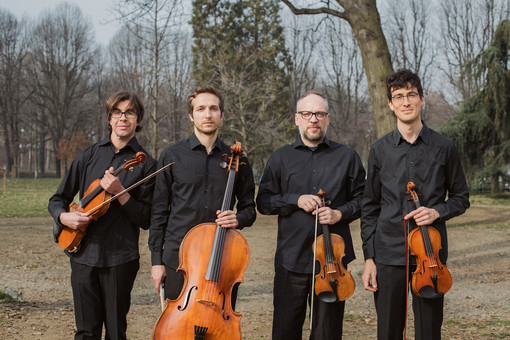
[313,233,355,302]
[56,152,146,253]
[408,225,452,298]
[57,179,112,252]
[151,222,249,340]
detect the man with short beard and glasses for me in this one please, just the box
[256,91,366,339]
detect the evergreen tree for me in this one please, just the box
[191,0,292,174]
[441,19,510,193]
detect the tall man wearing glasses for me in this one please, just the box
[48,91,156,340]
[361,69,469,339]
[257,91,366,339]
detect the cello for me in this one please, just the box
[406,181,452,298]
[152,142,249,340]
[312,189,355,303]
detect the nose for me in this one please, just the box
[309,113,319,122]
[402,96,412,105]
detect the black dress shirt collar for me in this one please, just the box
[97,134,143,153]
[189,132,223,153]
[291,134,332,150]
[392,121,431,146]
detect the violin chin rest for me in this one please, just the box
[418,285,444,299]
[317,291,338,303]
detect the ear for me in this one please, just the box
[388,99,395,112]
[220,111,224,121]
[188,113,194,122]
[295,113,299,126]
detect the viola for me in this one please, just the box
[312,189,355,302]
[57,152,147,252]
[152,142,249,340]
[407,181,452,299]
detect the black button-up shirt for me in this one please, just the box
[148,133,256,268]
[256,135,366,274]
[361,124,470,266]
[48,136,157,267]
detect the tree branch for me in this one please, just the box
[281,0,347,20]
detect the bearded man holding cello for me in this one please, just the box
[256,90,366,339]
[148,85,256,306]
[361,69,470,339]
[48,91,157,340]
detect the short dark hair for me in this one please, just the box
[187,85,224,115]
[385,69,423,101]
[105,91,145,132]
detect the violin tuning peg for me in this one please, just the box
[221,154,228,162]
[220,161,228,169]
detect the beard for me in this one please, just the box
[300,125,326,143]
[195,121,219,136]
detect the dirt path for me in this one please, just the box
[0,206,509,339]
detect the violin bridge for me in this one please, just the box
[197,298,217,307]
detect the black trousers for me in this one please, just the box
[272,263,345,340]
[163,265,239,310]
[70,259,139,340]
[374,263,444,340]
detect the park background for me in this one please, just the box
[0,0,509,339]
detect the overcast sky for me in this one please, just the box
[1,0,118,45]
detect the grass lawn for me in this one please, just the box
[0,178,61,218]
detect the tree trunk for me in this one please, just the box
[282,0,395,138]
[490,174,500,194]
[339,0,395,138]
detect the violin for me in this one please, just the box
[312,189,355,302]
[152,142,249,340]
[57,152,147,252]
[407,181,452,299]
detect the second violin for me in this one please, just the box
[312,189,355,302]
[407,181,452,299]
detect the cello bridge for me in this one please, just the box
[197,298,217,307]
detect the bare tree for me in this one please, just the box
[27,3,99,177]
[112,0,184,157]
[382,0,435,121]
[439,0,510,101]
[0,9,30,177]
[285,16,320,113]
[282,0,394,138]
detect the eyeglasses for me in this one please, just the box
[297,111,329,120]
[391,92,420,105]
[110,109,137,119]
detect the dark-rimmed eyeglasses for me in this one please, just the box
[297,111,329,120]
[391,92,420,105]
[110,110,137,119]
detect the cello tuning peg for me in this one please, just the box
[221,154,228,161]
[220,161,228,169]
